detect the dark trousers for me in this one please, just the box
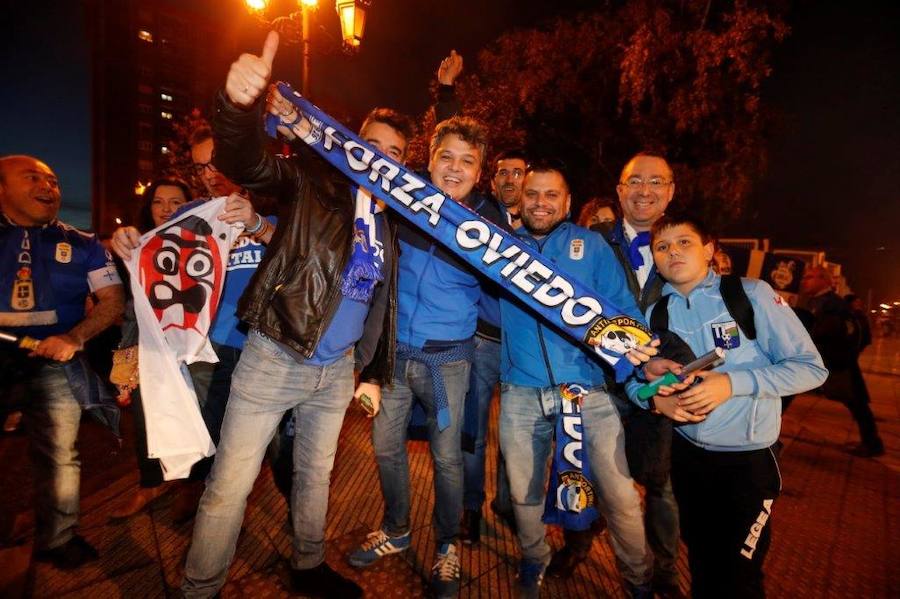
[186,342,243,481]
[823,362,881,448]
[671,434,781,599]
[130,390,164,488]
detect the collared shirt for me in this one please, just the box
[622,219,652,289]
[0,217,121,339]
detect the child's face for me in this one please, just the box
[652,224,715,291]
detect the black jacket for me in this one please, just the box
[212,92,396,384]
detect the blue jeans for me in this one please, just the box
[182,331,354,597]
[23,362,82,550]
[462,336,511,512]
[373,355,470,546]
[500,383,651,585]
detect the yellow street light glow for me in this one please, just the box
[336,0,368,50]
[300,0,319,7]
[245,0,269,11]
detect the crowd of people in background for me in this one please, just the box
[0,33,886,599]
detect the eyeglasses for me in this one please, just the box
[619,177,671,190]
[495,168,524,179]
[191,161,219,176]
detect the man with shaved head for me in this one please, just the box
[0,155,124,568]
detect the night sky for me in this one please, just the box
[1,0,897,302]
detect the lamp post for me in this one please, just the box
[246,0,372,96]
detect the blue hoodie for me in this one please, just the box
[626,270,828,452]
[500,222,646,388]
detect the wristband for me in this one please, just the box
[251,219,271,241]
[244,213,264,234]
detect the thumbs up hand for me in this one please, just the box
[225,31,280,108]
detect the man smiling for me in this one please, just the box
[499,161,656,598]
[350,116,506,599]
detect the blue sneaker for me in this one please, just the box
[348,529,411,567]
[515,560,545,599]
[430,543,461,598]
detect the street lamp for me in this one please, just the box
[246,0,371,96]
[335,0,371,52]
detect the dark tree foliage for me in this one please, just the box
[410,0,789,230]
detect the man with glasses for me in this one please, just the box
[110,125,281,521]
[547,153,682,598]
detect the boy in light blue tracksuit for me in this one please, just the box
[627,214,827,599]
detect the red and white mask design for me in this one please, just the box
[139,215,225,352]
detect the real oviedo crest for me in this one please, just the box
[711,320,741,350]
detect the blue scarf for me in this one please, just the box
[266,83,651,382]
[628,231,651,270]
[340,188,383,302]
[542,385,598,530]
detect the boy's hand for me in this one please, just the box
[678,371,732,415]
[654,394,706,423]
[643,357,682,381]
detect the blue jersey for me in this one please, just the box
[173,199,275,350]
[0,218,121,339]
[209,216,277,349]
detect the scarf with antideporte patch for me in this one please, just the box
[542,384,599,530]
[266,83,651,381]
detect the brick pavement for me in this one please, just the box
[1,343,898,598]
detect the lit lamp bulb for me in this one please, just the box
[245,0,269,11]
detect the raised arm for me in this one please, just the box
[213,31,299,197]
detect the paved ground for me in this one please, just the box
[1,337,898,598]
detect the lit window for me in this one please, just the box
[160,92,173,102]
[161,111,173,120]
[160,145,170,155]
[138,29,154,43]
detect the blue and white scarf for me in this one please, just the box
[542,384,598,530]
[340,188,383,302]
[266,82,652,382]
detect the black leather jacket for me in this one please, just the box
[212,91,396,384]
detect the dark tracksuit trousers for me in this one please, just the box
[671,433,782,599]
